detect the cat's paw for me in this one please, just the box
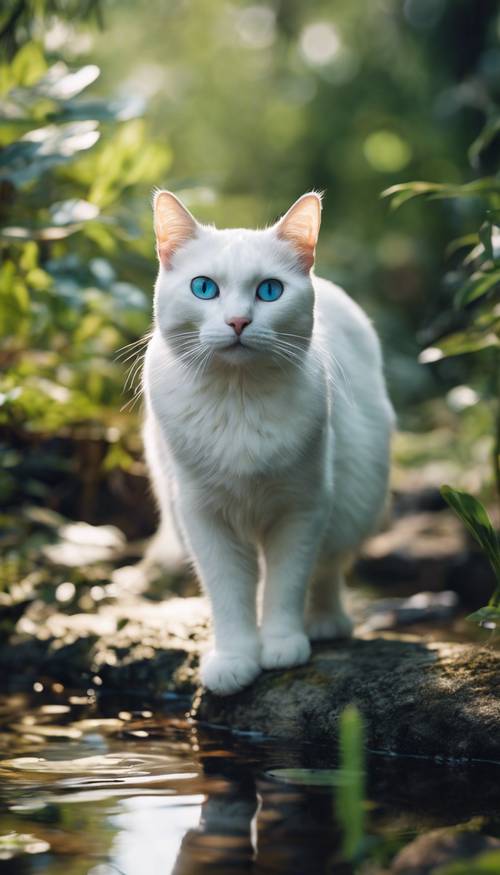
[260,632,311,670]
[306,612,354,641]
[201,651,261,696]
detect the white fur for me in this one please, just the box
[142,195,394,695]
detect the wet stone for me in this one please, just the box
[1,593,499,763]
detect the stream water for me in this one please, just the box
[0,688,499,874]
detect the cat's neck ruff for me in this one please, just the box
[145,327,327,481]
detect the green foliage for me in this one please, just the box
[441,486,500,625]
[0,26,171,507]
[435,850,500,875]
[266,704,367,864]
[385,113,500,623]
[1,0,500,530]
[382,171,500,362]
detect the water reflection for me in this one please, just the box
[0,691,499,874]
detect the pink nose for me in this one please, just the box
[227,317,251,336]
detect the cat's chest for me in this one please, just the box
[150,371,318,478]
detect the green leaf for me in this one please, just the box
[435,849,500,874]
[35,63,100,102]
[468,115,500,168]
[11,42,47,87]
[445,234,479,259]
[267,768,350,786]
[381,181,447,210]
[49,199,99,226]
[419,330,500,362]
[382,178,500,211]
[479,221,493,261]
[440,486,500,608]
[52,96,143,123]
[0,122,100,186]
[455,269,500,309]
[466,606,500,627]
[337,706,366,862]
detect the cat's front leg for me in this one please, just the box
[177,501,261,696]
[260,510,326,670]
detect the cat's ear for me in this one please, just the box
[275,192,322,271]
[153,190,198,268]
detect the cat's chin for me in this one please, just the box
[213,343,256,365]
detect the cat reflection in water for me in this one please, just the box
[142,190,394,695]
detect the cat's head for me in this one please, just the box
[152,191,322,367]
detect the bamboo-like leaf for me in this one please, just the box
[468,115,500,168]
[455,269,500,309]
[441,486,500,612]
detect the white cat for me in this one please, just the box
[142,190,394,696]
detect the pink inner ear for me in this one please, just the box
[154,192,197,268]
[276,194,321,272]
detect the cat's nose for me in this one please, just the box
[227,317,252,336]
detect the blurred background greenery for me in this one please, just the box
[1,0,499,541]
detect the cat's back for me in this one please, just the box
[312,274,394,553]
[312,275,383,369]
[312,273,394,425]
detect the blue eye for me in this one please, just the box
[256,278,283,302]
[191,276,219,299]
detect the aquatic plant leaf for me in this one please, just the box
[266,768,354,786]
[336,705,366,862]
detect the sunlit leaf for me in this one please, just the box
[11,42,47,87]
[466,606,500,628]
[0,224,82,241]
[49,199,99,225]
[0,121,100,185]
[455,269,500,309]
[35,62,100,101]
[382,178,500,211]
[445,234,479,259]
[419,331,499,362]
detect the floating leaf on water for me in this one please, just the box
[266,768,354,787]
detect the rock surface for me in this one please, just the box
[1,594,499,763]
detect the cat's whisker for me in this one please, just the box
[123,355,143,389]
[115,333,152,361]
[118,347,149,367]
[124,357,145,394]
